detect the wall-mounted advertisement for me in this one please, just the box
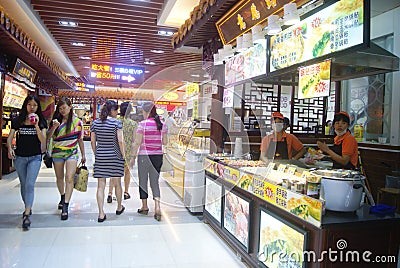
[258,208,307,268]
[205,177,222,224]
[298,59,331,99]
[225,40,267,86]
[270,0,364,72]
[3,76,28,109]
[223,190,250,250]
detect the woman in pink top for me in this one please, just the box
[131,102,167,221]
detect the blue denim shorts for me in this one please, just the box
[52,155,79,162]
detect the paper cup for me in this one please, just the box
[29,113,36,124]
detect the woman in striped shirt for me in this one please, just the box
[130,101,167,221]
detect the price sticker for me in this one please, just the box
[301,171,311,179]
[288,167,296,175]
[278,164,287,172]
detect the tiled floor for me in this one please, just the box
[0,142,247,268]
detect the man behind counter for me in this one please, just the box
[260,112,306,161]
[317,111,358,169]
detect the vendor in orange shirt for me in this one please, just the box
[317,111,358,169]
[260,112,306,161]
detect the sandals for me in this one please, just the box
[124,192,131,200]
[137,208,149,215]
[116,205,125,215]
[107,194,112,203]
[22,215,31,230]
[58,194,65,210]
[61,202,69,221]
[98,214,107,223]
[154,213,162,222]
[21,210,32,218]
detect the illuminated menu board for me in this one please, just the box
[90,63,145,84]
[270,0,364,72]
[75,82,95,92]
[13,58,37,83]
[3,77,28,109]
[298,59,331,99]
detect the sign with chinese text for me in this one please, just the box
[13,58,37,83]
[270,0,364,72]
[75,82,95,92]
[185,83,199,97]
[216,0,294,45]
[3,77,28,109]
[90,63,144,84]
[222,86,234,108]
[298,59,331,99]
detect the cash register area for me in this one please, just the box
[0,142,246,268]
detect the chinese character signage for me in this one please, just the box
[75,82,95,92]
[298,59,331,99]
[222,86,234,108]
[13,58,37,83]
[270,0,364,72]
[90,63,145,84]
[216,0,293,45]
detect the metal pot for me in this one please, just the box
[314,170,365,212]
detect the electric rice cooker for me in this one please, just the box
[312,170,365,212]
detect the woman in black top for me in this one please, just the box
[7,95,47,230]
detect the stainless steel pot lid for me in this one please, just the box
[312,169,364,181]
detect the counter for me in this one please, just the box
[203,156,400,268]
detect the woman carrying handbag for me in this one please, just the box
[48,97,86,220]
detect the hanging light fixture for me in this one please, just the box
[236,35,244,52]
[223,44,234,59]
[242,32,253,50]
[283,3,300,26]
[252,24,265,44]
[266,15,282,35]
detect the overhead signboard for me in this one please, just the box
[13,58,37,83]
[270,0,365,72]
[298,59,331,99]
[216,0,295,45]
[90,62,145,84]
[75,82,95,92]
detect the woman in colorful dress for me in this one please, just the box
[7,95,47,230]
[48,97,86,220]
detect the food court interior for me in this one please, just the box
[1,0,400,267]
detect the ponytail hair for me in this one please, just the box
[100,100,118,122]
[142,102,162,131]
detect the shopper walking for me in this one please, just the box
[130,101,167,221]
[48,97,86,220]
[91,100,125,222]
[7,95,47,230]
[107,102,138,202]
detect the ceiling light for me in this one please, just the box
[283,3,300,26]
[242,32,253,50]
[79,56,91,60]
[144,59,155,65]
[150,49,164,54]
[158,30,174,37]
[59,20,78,27]
[71,42,86,47]
[83,66,90,69]
[145,70,150,73]
[266,15,282,35]
[252,24,265,44]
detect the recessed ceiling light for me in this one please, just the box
[150,49,164,54]
[71,42,86,47]
[83,66,90,69]
[59,20,78,27]
[144,59,155,65]
[79,56,91,60]
[145,70,150,73]
[158,30,174,37]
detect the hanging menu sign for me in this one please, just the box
[298,59,331,99]
[90,62,144,84]
[13,58,37,83]
[216,0,295,45]
[75,82,95,92]
[270,0,365,72]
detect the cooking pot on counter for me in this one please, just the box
[313,170,365,212]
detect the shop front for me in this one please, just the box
[173,0,400,266]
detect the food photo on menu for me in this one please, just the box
[258,210,306,268]
[205,178,222,223]
[223,191,250,249]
